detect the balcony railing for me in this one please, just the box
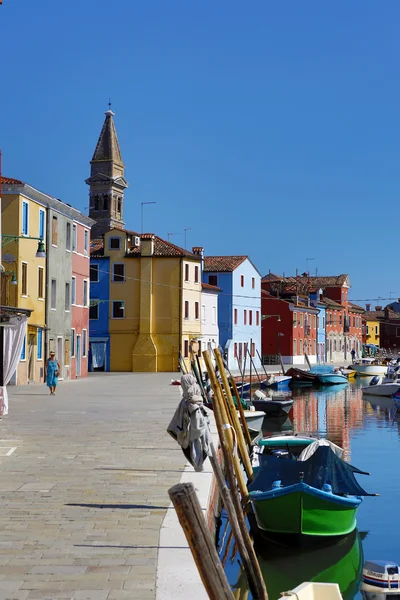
[304,325,311,336]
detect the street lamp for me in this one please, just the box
[262,314,281,322]
[2,235,46,258]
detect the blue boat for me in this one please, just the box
[316,373,349,385]
[261,375,292,390]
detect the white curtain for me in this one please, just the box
[0,316,28,416]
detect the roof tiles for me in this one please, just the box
[203,256,247,273]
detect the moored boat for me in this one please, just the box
[261,375,292,389]
[251,390,293,417]
[248,439,373,542]
[361,560,400,599]
[352,359,388,377]
[239,410,265,434]
[279,582,344,599]
[286,367,318,384]
[316,372,349,385]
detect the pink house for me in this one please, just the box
[71,220,91,378]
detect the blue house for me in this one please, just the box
[203,256,262,371]
[310,290,326,363]
[89,242,110,371]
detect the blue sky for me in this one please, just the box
[1,0,399,304]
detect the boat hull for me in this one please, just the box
[262,375,292,389]
[316,374,349,385]
[240,411,265,433]
[251,399,293,416]
[249,482,360,539]
[286,367,318,383]
[353,364,388,376]
[362,383,400,397]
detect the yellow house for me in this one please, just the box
[364,309,383,348]
[2,177,46,384]
[97,228,202,372]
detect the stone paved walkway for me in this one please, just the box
[0,373,185,600]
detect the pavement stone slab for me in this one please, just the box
[0,373,186,599]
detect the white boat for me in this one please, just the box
[352,359,388,377]
[239,410,265,434]
[361,559,400,599]
[278,581,343,599]
[362,374,400,397]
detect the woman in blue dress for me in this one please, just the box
[45,350,61,395]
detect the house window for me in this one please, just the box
[66,222,71,251]
[293,339,297,356]
[109,237,121,250]
[22,201,29,235]
[333,312,336,325]
[90,264,99,282]
[252,277,255,289]
[185,264,189,282]
[21,262,28,295]
[37,328,43,360]
[208,275,218,286]
[299,339,303,354]
[52,215,58,246]
[323,316,325,329]
[72,224,77,251]
[201,304,206,322]
[84,230,89,255]
[256,311,259,326]
[195,302,199,320]
[375,326,378,335]
[65,282,70,311]
[252,343,255,357]
[39,209,45,240]
[299,313,303,327]
[112,301,125,319]
[82,329,87,357]
[184,340,189,358]
[234,308,237,325]
[195,266,199,283]
[212,306,217,325]
[71,329,75,357]
[112,263,125,282]
[64,339,70,367]
[83,280,88,306]
[244,310,247,325]
[240,275,244,287]
[234,343,237,358]
[38,266,44,298]
[249,310,253,326]
[339,315,342,325]
[20,334,26,360]
[71,277,76,305]
[51,279,56,309]
[90,302,99,320]
[184,301,189,319]
[293,312,297,326]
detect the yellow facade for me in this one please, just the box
[366,320,380,347]
[2,193,46,384]
[104,230,201,372]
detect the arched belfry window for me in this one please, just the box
[117,197,122,214]
[94,195,99,210]
[103,194,109,210]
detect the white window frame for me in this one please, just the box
[82,329,87,357]
[71,328,75,357]
[84,230,89,256]
[39,209,45,240]
[65,282,70,312]
[22,200,29,236]
[51,278,57,310]
[52,215,58,247]
[112,263,125,283]
[108,236,121,250]
[38,266,44,300]
[71,276,76,305]
[72,224,77,252]
[112,300,125,319]
[83,279,89,307]
[66,222,71,252]
[201,304,206,323]
[21,261,28,296]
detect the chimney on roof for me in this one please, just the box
[375,306,382,311]
[192,246,204,270]
[140,234,154,257]
[366,303,371,311]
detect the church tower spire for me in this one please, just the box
[86,108,129,239]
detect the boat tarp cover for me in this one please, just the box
[309,365,335,374]
[248,446,373,497]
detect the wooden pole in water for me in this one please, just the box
[209,442,262,600]
[247,346,262,385]
[257,349,269,381]
[241,349,247,393]
[230,375,252,448]
[203,350,249,500]
[220,435,269,600]
[168,482,235,600]
[214,348,253,481]
[249,339,252,400]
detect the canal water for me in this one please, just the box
[218,379,400,599]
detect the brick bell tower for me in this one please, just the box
[86,108,129,238]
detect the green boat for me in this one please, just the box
[248,439,374,542]
[233,529,364,600]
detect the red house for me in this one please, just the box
[71,220,91,378]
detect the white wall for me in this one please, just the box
[200,290,219,352]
